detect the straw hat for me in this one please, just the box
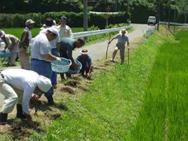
[80,49,88,55]
[0,30,5,38]
[25,19,35,26]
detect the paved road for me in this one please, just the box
[0,24,148,106]
[73,24,148,60]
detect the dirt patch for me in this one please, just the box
[64,80,80,87]
[60,86,75,94]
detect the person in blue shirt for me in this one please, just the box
[57,37,85,79]
[77,49,93,78]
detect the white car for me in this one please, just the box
[147,16,157,25]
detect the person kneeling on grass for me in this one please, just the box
[0,69,52,126]
[77,49,93,78]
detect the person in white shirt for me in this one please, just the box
[0,31,20,66]
[31,26,60,105]
[19,19,35,69]
[57,16,73,41]
[39,17,60,89]
[0,69,52,125]
[108,29,130,64]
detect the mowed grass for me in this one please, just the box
[1,27,83,38]
[125,30,188,141]
[29,28,176,140]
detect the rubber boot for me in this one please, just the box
[16,104,26,119]
[46,95,54,105]
[0,112,8,124]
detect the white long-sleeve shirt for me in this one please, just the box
[1,69,40,114]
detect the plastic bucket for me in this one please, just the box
[68,60,82,74]
[51,57,72,73]
[0,51,11,58]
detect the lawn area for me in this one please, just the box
[28,27,188,141]
[2,27,83,38]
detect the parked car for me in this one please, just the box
[147,16,157,25]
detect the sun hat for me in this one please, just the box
[46,26,59,36]
[120,29,128,34]
[37,75,52,93]
[0,30,5,38]
[25,19,35,26]
[80,49,88,55]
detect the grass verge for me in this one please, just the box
[125,29,188,141]
[29,28,174,140]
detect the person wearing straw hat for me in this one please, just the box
[77,49,93,78]
[108,29,129,64]
[31,26,60,105]
[0,68,52,126]
[0,30,20,66]
[19,19,35,69]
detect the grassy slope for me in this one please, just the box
[29,29,175,141]
[125,30,188,141]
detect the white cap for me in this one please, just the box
[37,75,52,93]
[46,26,59,36]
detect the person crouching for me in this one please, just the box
[0,69,52,126]
[77,49,93,79]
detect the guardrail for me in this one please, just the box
[160,21,188,26]
[73,25,132,39]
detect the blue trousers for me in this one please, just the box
[51,48,59,86]
[31,59,53,97]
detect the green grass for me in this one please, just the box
[1,27,83,38]
[29,28,176,140]
[125,30,188,141]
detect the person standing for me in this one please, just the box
[31,26,60,105]
[0,30,20,66]
[57,16,73,41]
[19,19,35,69]
[108,29,129,64]
[40,17,60,89]
[0,69,52,125]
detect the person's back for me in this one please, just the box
[2,69,38,90]
[31,32,51,61]
[77,54,91,67]
[59,37,75,59]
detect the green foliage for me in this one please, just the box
[0,11,127,28]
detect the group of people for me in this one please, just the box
[0,16,93,126]
[0,15,129,126]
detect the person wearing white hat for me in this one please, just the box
[19,19,35,69]
[31,26,60,105]
[77,49,93,78]
[39,17,60,89]
[108,29,129,64]
[0,69,52,126]
[0,30,20,66]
